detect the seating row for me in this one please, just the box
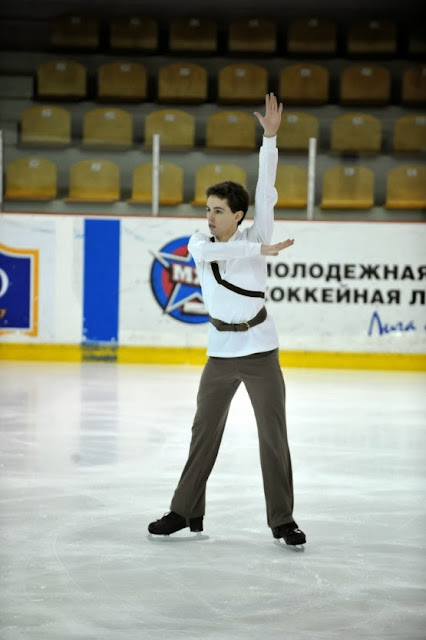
[19,106,426,154]
[4,157,426,210]
[50,15,425,56]
[36,60,426,105]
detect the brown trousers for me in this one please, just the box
[170,348,294,529]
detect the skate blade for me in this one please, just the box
[147,532,209,542]
[273,539,305,552]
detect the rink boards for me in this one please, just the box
[0,213,425,370]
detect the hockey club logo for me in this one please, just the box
[150,236,208,324]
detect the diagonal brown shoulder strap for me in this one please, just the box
[209,237,265,299]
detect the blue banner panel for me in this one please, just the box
[0,245,34,332]
[83,219,120,343]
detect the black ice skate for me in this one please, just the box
[148,511,203,536]
[272,521,306,547]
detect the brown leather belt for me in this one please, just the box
[209,306,267,332]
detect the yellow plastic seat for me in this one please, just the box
[279,64,329,105]
[276,113,319,152]
[340,65,391,105]
[401,66,426,106]
[157,63,208,103]
[346,20,397,55]
[330,113,382,153]
[320,166,374,209]
[20,105,71,147]
[169,18,217,52]
[385,166,426,209]
[191,164,247,205]
[393,114,426,152]
[37,60,87,99]
[228,18,276,53]
[66,160,120,202]
[97,62,147,102]
[408,25,426,55]
[51,15,99,49]
[206,111,256,151]
[128,162,184,205]
[82,108,133,149]
[109,16,158,50]
[4,157,57,200]
[275,165,308,208]
[217,63,268,104]
[144,109,195,149]
[287,18,337,55]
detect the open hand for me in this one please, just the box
[254,92,283,138]
[261,239,294,256]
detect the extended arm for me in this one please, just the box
[188,233,294,263]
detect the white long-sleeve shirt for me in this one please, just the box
[188,135,280,358]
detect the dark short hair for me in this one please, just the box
[206,181,250,225]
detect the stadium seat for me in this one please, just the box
[340,64,391,105]
[287,18,337,55]
[157,62,208,103]
[82,108,133,149]
[330,113,382,152]
[144,109,195,149]
[385,166,426,209]
[320,166,374,209]
[169,18,217,52]
[346,20,397,55]
[217,63,268,104]
[51,15,99,49]
[228,18,276,53]
[37,60,87,99]
[97,62,147,102]
[66,160,120,202]
[408,25,426,55]
[191,164,247,205]
[279,64,329,105]
[276,113,319,152]
[393,114,426,152]
[109,16,158,50]
[4,157,57,200]
[128,162,184,205]
[20,105,71,147]
[206,111,256,150]
[275,165,308,208]
[401,66,426,105]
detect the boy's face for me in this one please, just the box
[206,195,243,242]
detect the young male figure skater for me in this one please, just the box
[148,93,306,546]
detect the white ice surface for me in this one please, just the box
[0,361,425,640]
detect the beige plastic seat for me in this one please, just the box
[217,63,268,104]
[144,109,195,149]
[169,18,217,52]
[228,18,276,53]
[276,113,319,152]
[51,15,99,49]
[128,162,184,205]
[275,165,308,208]
[191,164,247,205]
[157,63,208,103]
[279,64,329,105]
[340,65,391,105]
[109,16,158,50]
[66,160,120,202]
[206,111,256,150]
[393,114,426,152]
[385,166,426,209]
[37,60,87,99]
[4,157,57,200]
[330,113,382,153]
[20,105,71,147]
[97,62,147,102]
[287,18,337,55]
[82,108,133,149]
[346,20,397,55]
[401,66,426,106]
[320,166,374,209]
